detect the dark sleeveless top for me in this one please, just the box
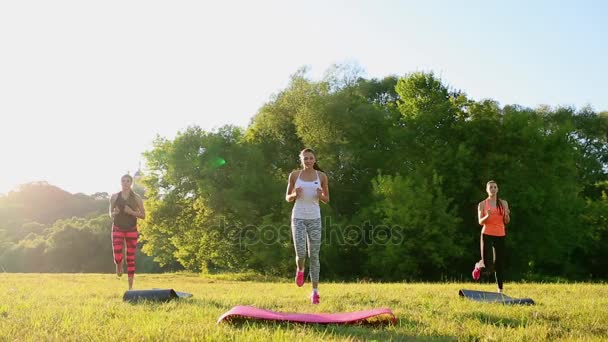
[113,191,139,230]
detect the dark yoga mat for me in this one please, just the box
[123,289,193,302]
[459,289,535,305]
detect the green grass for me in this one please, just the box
[0,273,607,341]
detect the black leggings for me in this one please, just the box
[481,234,506,290]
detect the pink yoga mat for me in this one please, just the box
[217,305,396,325]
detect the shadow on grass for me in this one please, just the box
[123,296,198,308]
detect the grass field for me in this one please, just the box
[0,273,607,341]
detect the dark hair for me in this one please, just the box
[300,148,324,172]
[486,180,503,214]
[120,174,136,199]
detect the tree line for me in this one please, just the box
[0,182,163,273]
[1,67,606,280]
[138,68,608,281]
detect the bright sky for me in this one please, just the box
[1,0,606,195]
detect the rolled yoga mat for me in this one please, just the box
[217,305,397,325]
[123,289,193,302]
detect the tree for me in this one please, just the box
[364,172,462,280]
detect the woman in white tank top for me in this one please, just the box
[285,148,330,304]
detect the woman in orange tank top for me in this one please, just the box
[472,180,510,293]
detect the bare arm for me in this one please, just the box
[109,194,119,218]
[478,202,490,225]
[502,200,510,224]
[285,172,298,202]
[318,172,330,204]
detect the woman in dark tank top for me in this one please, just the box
[113,190,139,230]
[110,174,145,290]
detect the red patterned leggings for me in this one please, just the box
[112,226,138,277]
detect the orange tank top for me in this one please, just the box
[482,198,505,237]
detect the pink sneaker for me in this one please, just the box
[311,291,320,304]
[472,262,482,281]
[295,270,305,287]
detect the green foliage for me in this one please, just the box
[0,214,163,273]
[141,125,285,273]
[2,66,606,281]
[365,172,462,280]
[581,181,608,278]
[138,67,607,281]
[0,184,134,273]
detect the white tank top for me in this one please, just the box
[292,170,322,219]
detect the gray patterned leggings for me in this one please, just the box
[291,217,322,283]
